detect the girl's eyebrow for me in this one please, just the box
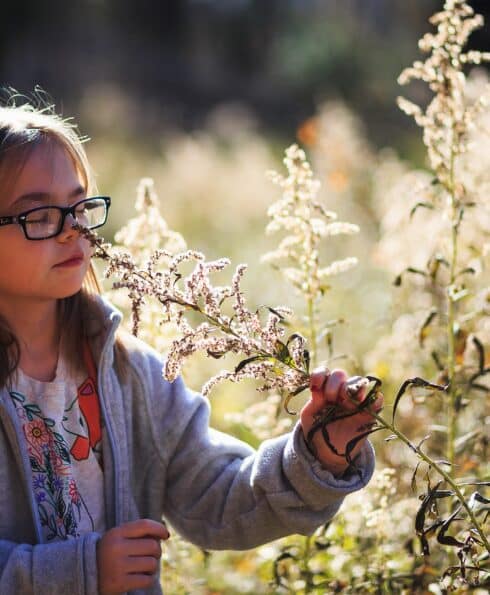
[11,185,86,208]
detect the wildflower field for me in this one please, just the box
[89,2,489,593]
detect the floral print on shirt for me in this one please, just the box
[10,390,94,541]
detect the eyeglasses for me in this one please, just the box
[0,196,111,240]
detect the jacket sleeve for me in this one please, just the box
[0,533,100,595]
[141,354,376,551]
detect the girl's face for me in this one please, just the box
[0,142,92,307]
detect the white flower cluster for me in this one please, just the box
[87,225,309,398]
[360,467,397,523]
[368,2,490,392]
[109,178,187,349]
[397,0,490,188]
[262,144,359,302]
[322,466,419,583]
[115,178,187,261]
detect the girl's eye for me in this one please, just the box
[27,211,51,225]
[25,209,57,227]
[75,204,88,215]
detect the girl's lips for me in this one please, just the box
[54,254,85,267]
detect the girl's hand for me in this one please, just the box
[97,518,170,594]
[300,368,383,477]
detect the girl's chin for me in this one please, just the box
[51,265,89,295]
[50,280,86,299]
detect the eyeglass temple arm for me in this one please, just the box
[0,216,16,227]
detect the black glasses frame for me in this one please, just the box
[0,196,111,240]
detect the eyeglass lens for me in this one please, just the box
[24,198,107,239]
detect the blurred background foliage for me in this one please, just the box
[2,0,487,255]
[2,0,488,149]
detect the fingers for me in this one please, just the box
[340,375,368,411]
[347,394,384,433]
[309,368,330,393]
[309,368,383,415]
[324,370,348,404]
[122,573,159,592]
[126,555,160,575]
[344,376,368,400]
[126,538,162,559]
[120,519,170,541]
[97,520,169,595]
[342,378,384,413]
[309,368,347,411]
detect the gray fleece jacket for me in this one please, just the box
[0,297,375,594]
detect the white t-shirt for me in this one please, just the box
[10,356,106,542]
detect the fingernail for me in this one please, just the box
[345,376,369,395]
[312,366,330,375]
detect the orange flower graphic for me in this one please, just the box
[24,419,50,451]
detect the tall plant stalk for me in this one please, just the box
[397,0,490,479]
[368,406,490,555]
[446,137,459,472]
[263,145,360,593]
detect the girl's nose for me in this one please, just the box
[57,213,79,242]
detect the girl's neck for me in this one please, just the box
[0,298,61,381]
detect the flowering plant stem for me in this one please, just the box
[301,270,318,594]
[308,370,490,557]
[306,296,317,371]
[369,406,490,555]
[80,225,311,393]
[446,136,459,473]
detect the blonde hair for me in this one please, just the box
[0,90,126,387]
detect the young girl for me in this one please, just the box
[0,95,382,595]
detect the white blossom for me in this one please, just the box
[262,144,359,307]
[82,222,309,399]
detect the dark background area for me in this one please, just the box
[1,0,489,154]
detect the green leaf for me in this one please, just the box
[455,266,476,279]
[303,349,310,373]
[419,309,438,347]
[283,385,308,415]
[234,355,266,374]
[286,332,306,346]
[411,462,421,493]
[472,336,485,372]
[345,427,382,464]
[392,377,448,423]
[468,491,490,507]
[274,340,295,367]
[410,201,434,219]
[436,506,464,548]
[431,350,444,371]
[207,350,227,359]
[291,384,309,397]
